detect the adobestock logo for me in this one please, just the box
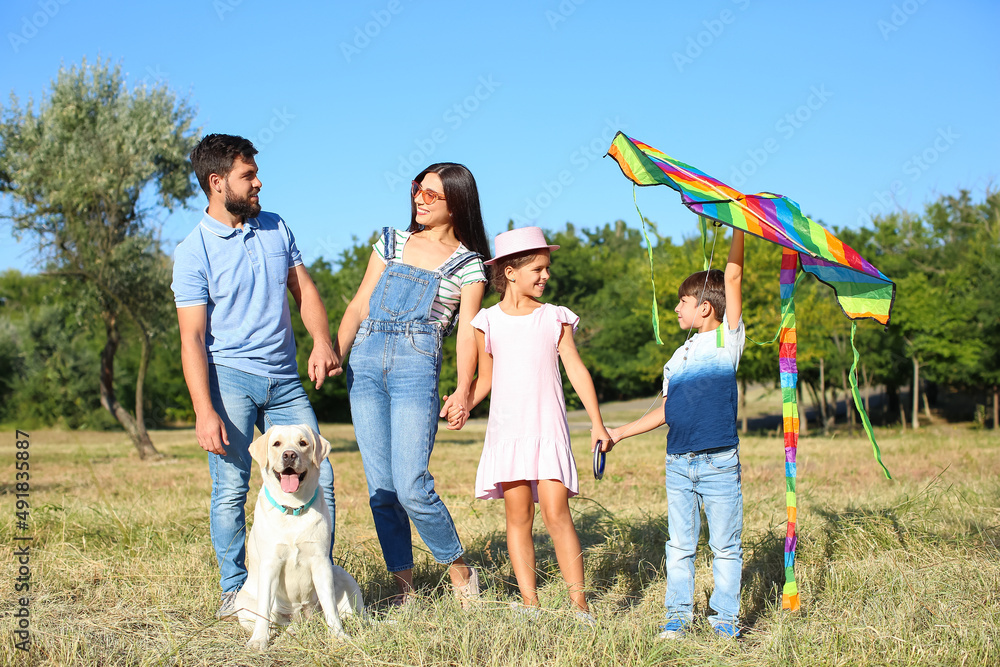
[510,118,626,226]
[383,76,502,192]
[672,0,751,74]
[7,0,71,54]
[545,0,587,31]
[877,0,930,40]
[728,85,833,189]
[855,127,960,224]
[340,0,404,63]
[247,108,296,149]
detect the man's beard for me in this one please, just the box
[224,183,261,219]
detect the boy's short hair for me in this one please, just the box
[678,269,726,323]
[190,134,258,198]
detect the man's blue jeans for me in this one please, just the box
[207,364,335,593]
[664,447,743,627]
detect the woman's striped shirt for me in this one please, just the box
[373,229,487,327]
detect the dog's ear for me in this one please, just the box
[308,427,331,468]
[249,431,271,469]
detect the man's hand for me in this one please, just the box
[196,409,230,456]
[308,342,341,389]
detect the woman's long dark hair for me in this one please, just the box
[409,162,492,263]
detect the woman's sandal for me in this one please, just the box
[453,566,480,610]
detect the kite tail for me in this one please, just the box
[779,248,801,612]
[849,321,892,479]
[698,216,711,270]
[747,271,805,347]
[632,184,663,345]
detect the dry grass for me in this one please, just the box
[1,401,998,666]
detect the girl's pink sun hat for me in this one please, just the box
[484,226,560,266]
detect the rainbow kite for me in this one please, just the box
[607,133,895,326]
[779,248,802,610]
[605,132,895,611]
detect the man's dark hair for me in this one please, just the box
[190,134,258,198]
[678,269,726,323]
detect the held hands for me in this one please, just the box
[308,342,342,390]
[604,425,624,450]
[591,423,615,454]
[440,391,470,430]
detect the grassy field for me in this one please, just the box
[1,397,998,666]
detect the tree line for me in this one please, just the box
[2,192,997,439]
[1,60,997,458]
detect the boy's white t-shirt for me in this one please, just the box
[662,318,746,454]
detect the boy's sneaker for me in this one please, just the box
[656,618,689,639]
[509,602,543,621]
[216,590,239,620]
[712,621,741,638]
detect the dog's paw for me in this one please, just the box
[246,636,269,652]
[329,627,349,641]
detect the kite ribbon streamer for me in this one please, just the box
[850,322,892,479]
[698,216,711,270]
[632,185,663,345]
[779,248,801,612]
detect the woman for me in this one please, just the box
[335,162,491,605]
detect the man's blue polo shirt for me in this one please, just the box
[171,210,302,379]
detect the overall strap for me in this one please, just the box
[382,227,397,261]
[438,250,482,278]
[438,251,483,337]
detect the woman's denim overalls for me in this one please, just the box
[347,228,481,572]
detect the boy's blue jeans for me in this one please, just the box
[664,446,743,627]
[207,364,336,594]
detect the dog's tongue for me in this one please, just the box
[280,473,300,494]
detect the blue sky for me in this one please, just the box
[1,0,997,273]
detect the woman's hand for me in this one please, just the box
[440,392,470,430]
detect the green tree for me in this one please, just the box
[922,190,1000,426]
[0,58,198,457]
[737,239,783,433]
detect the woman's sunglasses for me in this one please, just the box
[411,180,446,205]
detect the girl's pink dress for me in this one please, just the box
[471,302,580,502]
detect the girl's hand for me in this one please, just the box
[440,394,469,430]
[592,424,614,453]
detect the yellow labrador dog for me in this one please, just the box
[235,424,363,651]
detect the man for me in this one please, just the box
[171,134,338,617]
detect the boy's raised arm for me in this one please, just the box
[725,229,745,331]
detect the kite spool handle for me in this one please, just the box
[593,441,606,481]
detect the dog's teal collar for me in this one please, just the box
[264,486,318,516]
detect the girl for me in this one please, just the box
[464,226,611,618]
[335,163,490,607]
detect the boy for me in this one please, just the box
[607,229,745,639]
